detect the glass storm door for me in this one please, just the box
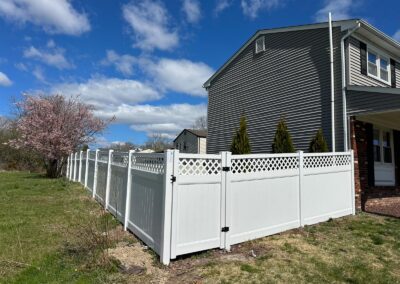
[373,127,395,186]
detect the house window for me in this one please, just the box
[383,131,392,163]
[373,129,381,162]
[374,127,393,165]
[255,37,265,54]
[367,48,391,84]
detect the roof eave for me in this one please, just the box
[203,19,360,89]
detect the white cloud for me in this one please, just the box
[0,0,90,35]
[214,0,232,15]
[315,0,355,22]
[182,0,201,23]
[0,71,12,86]
[241,0,280,19]
[23,44,73,70]
[122,0,178,51]
[32,66,46,82]
[101,50,136,76]
[394,30,400,42]
[144,58,214,97]
[51,77,161,109]
[15,62,28,71]
[95,103,207,138]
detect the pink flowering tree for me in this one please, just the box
[11,94,108,178]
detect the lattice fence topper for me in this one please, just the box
[131,154,165,174]
[231,156,299,174]
[89,151,96,160]
[98,151,109,162]
[112,152,129,167]
[179,158,221,176]
[303,154,351,169]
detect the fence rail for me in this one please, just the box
[67,149,355,265]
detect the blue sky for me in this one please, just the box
[0,0,399,146]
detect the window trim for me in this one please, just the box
[255,37,265,54]
[373,126,394,166]
[367,46,392,85]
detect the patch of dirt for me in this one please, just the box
[108,242,168,283]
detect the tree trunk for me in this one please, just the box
[46,159,59,178]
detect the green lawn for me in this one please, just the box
[1,171,400,283]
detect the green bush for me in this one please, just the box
[309,129,329,153]
[272,117,295,153]
[231,115,251,154]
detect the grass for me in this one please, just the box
[0,171,124,283]
[1,171,400,283]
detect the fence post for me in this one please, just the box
[124,150,134,231]
[93,149,99,199]
[79,150,83,183]
[298,151,304,227]
[66,155,70,179]
[160,149,175,265]
[105,149,113,210]
[69,153,72,180]
[350,150,356,215]
[223,151,232,251]
[169,149,180,260]
[85,150,90,188]
[71,153,74,180]
[73,152,78,181]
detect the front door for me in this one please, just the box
[373,126,395,186]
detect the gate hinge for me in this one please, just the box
[222,167,230,172]
[170,175,176,183]
[221,227,230,232]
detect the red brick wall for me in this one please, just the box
[350,118,400,210]
[350,118,368,210]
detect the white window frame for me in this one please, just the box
[373,126,394,166]
[255,37,265,54]
[367,46,391,85]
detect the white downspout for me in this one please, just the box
[329,12,336,152]
[341,21,361,151]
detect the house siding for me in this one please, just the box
[348,36,400,88]
[174,131,199,153]
[207,27,344,154]
[199,137,207,154]
[347,90,400,116]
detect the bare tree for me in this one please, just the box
[144,133,172,152]
[192,116,207,130]
[109,142,136,152]
[0,116,10,130]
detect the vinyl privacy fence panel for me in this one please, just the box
[68,149,355,265]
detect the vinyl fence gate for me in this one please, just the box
[66,150,355,265]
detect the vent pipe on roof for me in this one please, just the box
[329,12,336,152]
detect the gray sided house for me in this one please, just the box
[204,19,400,209]
[174,129,207,154]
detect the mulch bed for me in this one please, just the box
[365,197,400,218]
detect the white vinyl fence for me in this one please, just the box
[66,150,355,265]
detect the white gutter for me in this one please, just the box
[329,13,336,152]
[341,21,361,151]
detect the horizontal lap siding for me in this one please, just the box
[349,37,400,88]
[347,90,400,115]
[207,28,344,153]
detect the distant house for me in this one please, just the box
[174,129,207,154]
[203,18,400,209]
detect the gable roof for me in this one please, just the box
[173,129,207,142]
[203,19,400,88]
